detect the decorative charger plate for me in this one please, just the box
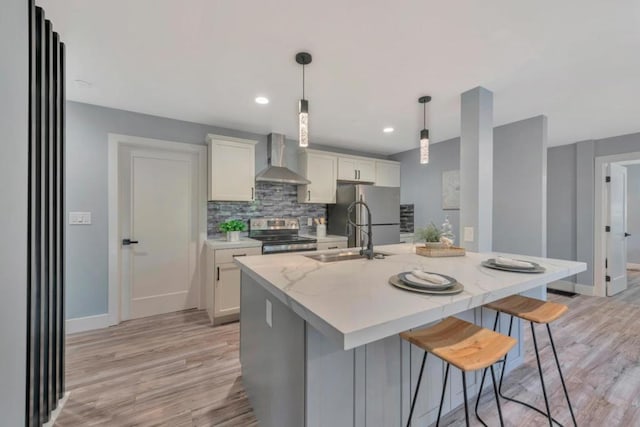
[389,275,464,295]
[397,272,456,291]
[481,260,546,274]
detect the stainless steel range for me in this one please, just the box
[249,218,317,254]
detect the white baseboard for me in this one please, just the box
[575,283,595,296]
[627,263,640,271]
[66,313,112,334]
[548,280,575,292]
[43,391,70,427]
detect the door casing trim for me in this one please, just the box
[594,151,640,297]
[108,133,207,326]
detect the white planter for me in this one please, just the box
[226,231,241,242]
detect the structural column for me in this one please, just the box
[460,87,493,252]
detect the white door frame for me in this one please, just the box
[108,134,207,325]
[594,151,640,297]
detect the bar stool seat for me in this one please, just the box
[401,317,516,427]
[477,295,577,427]
[485,294,568,324]
[400,317,516,372]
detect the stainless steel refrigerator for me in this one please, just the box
[328,185,401,247]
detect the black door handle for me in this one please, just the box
[625,232,632,237]
[122,238,139,246]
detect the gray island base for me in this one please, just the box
[236,244,586,427]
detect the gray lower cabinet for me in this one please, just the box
[240,273,527,427]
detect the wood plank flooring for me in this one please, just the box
[55,310,257,427]
[56,272,640,426]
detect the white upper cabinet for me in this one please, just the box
[337,156,376,183]
[297,150,338,204]
[207,134,258,201]
[375,160,401,187]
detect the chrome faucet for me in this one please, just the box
[346,200,374,260]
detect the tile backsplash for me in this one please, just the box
[208,182,327,238]
[400,204,414,233]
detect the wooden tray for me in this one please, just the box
[415,245,466,257]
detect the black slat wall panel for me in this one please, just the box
[27,4,65,427]
[58,41,66,399]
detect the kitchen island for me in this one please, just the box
[235,244,586,427]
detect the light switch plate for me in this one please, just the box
[463,227,474,242]
[307,217,313,227]
[265,299,272,328]
[69,212,92,225]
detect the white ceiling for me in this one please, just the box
[38,0,640,154]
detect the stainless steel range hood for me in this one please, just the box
[255,133,311,185]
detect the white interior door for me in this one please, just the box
[121,148,199,319]
[607,163,628,296]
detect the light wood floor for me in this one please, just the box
[55,310,257,427]
[56,272,640,426]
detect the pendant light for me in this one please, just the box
[418,95,432,164]
[296,52,312,148]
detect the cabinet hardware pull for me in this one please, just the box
[251,187,254,200]
[232,253,247,258]
[328,246,338,249]
[308,190,311,201]
[216,266,220,281]
[122,238,139,246]
[354,169,357,179]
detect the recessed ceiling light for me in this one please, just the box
[255,96,269,105]
[383,127,394,133]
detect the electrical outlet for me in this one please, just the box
[307,217,313,227]
[265,299,272,327]
[463,227,474,242]
[69,212,92,225]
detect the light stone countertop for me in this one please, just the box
[300,233,348,243]
[235,244,586,350]
[205,238,262,250]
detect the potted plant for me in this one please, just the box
[415,223,443,248]
[219,219,246,242]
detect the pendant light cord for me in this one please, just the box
[423,102,426,128]
[302,64,306,99]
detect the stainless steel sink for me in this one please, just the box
[304,250,392,263]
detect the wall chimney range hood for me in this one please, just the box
[255,133,311,185]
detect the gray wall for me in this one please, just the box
[392,115,547,256]
[66,101,385,319]
[626,164,640,264]
[547,132,640,285]
[493,116,547,257]
[0,0,28,423]
[391,138,461,244]
[547,144,577,265]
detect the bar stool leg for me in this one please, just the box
[496,316,564,426]
[531,322,554,427]
[490,365,505,427]
[406,351,428,427]
[462,371,470,427]
[435,363,450,427]
[547,324,578,427]
[475,311,502,424]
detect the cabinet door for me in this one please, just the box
[214,263,241,317]
[375,161,401,187]
[356,159,376,182]
[209,138,255,201]
[308,153,337,203]
[338,157,358,181]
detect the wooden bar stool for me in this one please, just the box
[475,295,577,427]
[401,317,516,427]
